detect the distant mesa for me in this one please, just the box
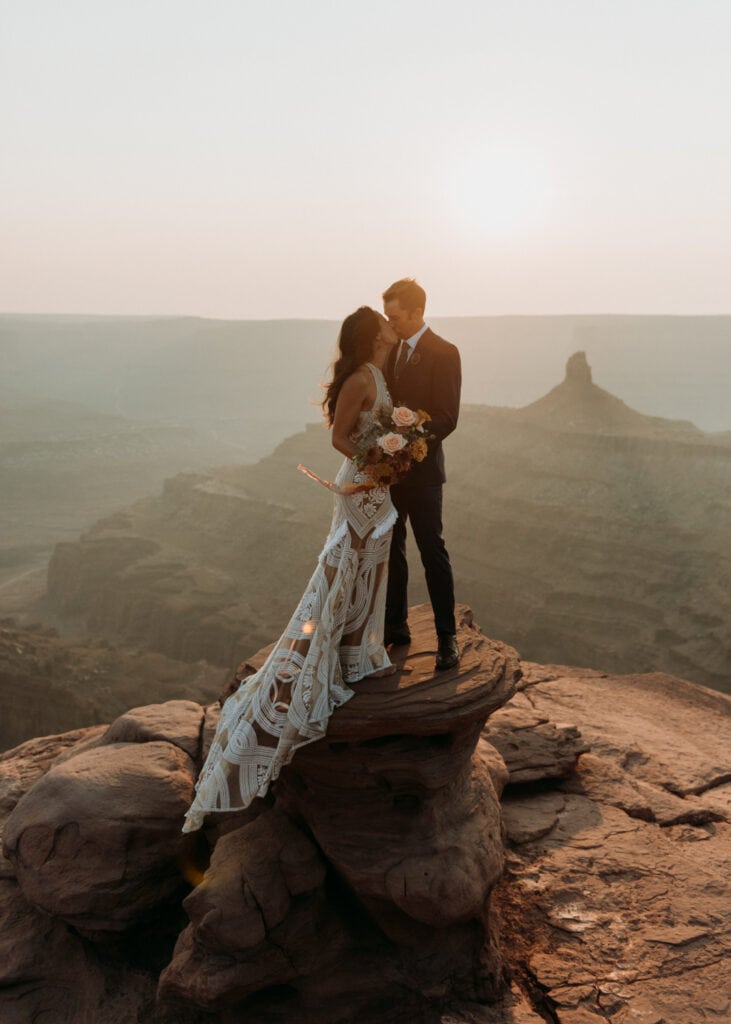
[565,349,593,385]
[516,350,700,438]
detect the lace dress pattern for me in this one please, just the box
[183,364,396,832]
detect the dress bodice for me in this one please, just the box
[330,362,396,543]
[350,363,392,441]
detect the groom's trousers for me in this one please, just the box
[386,482,456,637]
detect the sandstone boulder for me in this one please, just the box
[3,739,196,932]
[161,605,520,1017]
[100,698,205,761]
[482,695,588,784]
[232,604,521,739]
[160,809,345,1008]
[0,876,106,1024]
[0,724,105,822]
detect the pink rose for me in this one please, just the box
[377,431,408,454]
[391,406,418,428]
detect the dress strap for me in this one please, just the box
[365,363,390,407]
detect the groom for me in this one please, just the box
[382,278,461,671]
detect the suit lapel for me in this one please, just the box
[399,329,431,379]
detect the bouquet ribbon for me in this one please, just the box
[297,464,374,495]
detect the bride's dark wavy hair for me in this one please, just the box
[322,306,381,426]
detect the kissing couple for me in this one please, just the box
[184,277,461,832]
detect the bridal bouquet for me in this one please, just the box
[298,405,432,494]
[352,405,431,486]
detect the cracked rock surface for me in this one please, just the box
[492,662,731,1024]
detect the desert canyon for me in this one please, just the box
[1,318,730,1022]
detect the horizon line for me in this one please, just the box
[2,311,731,322]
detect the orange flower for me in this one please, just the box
[367,461,396,485]
[409,437,428,462]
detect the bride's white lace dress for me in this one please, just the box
[183,364,396,832]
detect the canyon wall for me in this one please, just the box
[42,355,731,692]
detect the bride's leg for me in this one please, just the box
[340,526,395,680]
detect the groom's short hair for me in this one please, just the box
[382,278,426,313]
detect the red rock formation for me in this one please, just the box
[496,662,731,1023]
[3,739,196,934]
[1,607,729,1023]
[0,727,177,1023]
[159,606,521,1020]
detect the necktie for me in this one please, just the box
[394,342,410,380]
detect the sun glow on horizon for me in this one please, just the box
[1,2,729,315]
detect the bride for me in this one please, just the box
[183,307,400,832]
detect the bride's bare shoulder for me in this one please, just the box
[342,365,371,391]
[333,366,375,420]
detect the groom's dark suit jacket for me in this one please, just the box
[385,328,461,487]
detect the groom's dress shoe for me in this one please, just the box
[384,622,411,647]
[435,633,459,672]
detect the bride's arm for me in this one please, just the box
[331,370,369,459]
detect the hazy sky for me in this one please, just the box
[2,1,730,317]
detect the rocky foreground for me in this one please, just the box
[1,606,729,1023]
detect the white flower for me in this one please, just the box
[391,406,418,427]
[377,432,408,454]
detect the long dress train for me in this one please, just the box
[183,363,396,832]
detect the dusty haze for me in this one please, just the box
[2,314,730,724]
